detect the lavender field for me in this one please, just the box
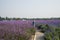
[0,19,60,40]
[0,20,35,40]
[35,20,60,27]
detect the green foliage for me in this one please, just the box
[45,32,52,40]
[26,28,35,35]
[37,24,49,33]
[44,27,60,40]
[54,36,59,40]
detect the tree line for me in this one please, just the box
[0,16,60,21]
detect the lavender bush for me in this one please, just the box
[0,20,35,40]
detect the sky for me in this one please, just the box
[0,0,60,18]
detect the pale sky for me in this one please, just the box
[0,0,60,18]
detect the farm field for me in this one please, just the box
[0,19,60,40]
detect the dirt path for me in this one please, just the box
[34,31,44,40]
[30,35,35,40]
